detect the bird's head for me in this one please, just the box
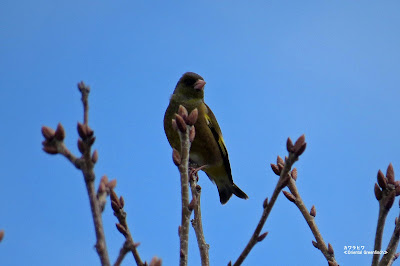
[173,72,206,100]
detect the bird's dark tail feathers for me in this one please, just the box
[233,184,248,200]
[218,184,248,205]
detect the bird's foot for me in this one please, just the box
[189,165,207,182]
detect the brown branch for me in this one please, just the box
[232,135,306,266]
[78,81,89,125]
[41,82,110,266]
[171,106,198,266]
[286,177,337,264]
[0,230,4,243]
[189,174,209,266]
[177,121,192,265]
[114,241,133,266]
[379,209,400,266]
[110,189,144,266]
[372,164,400,266]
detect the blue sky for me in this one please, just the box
[1,1,400,265]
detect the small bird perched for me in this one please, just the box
[164,72,248,204]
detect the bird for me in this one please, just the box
[164,72,248,204]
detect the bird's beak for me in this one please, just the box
[194,80,206,90]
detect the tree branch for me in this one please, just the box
[285,176,337,264]
[171,105,198,266]
[232,135,306,266]
[110,189,144,266]
[379,208,400,266]
[189,174,209,266]
[41,82,110,265]
[372,164,400,266]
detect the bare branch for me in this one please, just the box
[232,135,306,265]
[190,173,209,266]
[379,208,400,266]
[110,189,144,266]
[373,164,400,266]
[41,82,110,265]
[174,110,193,266]
[286,177,337,264]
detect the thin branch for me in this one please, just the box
[77,82,110,266]
[379,209,400,266]
[78,81,90,125]
[286,178,337,264]
[177,123,192,266]
[41,82,110,266]
[171,106,198,266]
[232,135,306,266]
[110,189,144,266]
[114,241,132,266]
[189,174,209,266]
[373,204,390,266]
[372,164,400,266]
[0,230,4,243]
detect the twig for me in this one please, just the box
[110,189,144,266]
[286,177,337,264]
[379,209,400,266]
[373,203,391,266]
[114,241,132,266]
[372,164,400,266]
[77,82,110,266]
[232,135,306,266]
[189,174,209,266]
[41,82,110,265]
[78,81,90,125]
[171,105,198,266]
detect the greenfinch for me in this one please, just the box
[164,72,248,204]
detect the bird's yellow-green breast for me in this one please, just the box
[164,72,248,204]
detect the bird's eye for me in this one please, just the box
[184,78,196,87]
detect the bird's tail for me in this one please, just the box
[232,183,248,200]
[218,183,248,205]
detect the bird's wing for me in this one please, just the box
[204,103,233,183]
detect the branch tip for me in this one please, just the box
[286,137,294,152]
[263,197,268,208]
[110,189,119,204]
[374,183,383,201]
[41,126,55,140]
[92,150,98,164]
[172,149,181,166]
[55,123,65,141]
[178,105,188,120]
[149,257,162,266]
[175,114,187,133]
[189,126,196,142]
[187,108,198,125]
[377,169,387,189]
[387,163,395,184]
[270,164,280,176]
[116,223,128,237]
[328,243,334,255]
[119,196,125,208]
[77,139,86,154]
[277,156,284,165]
[283,190,296,203]
[106,179,117,190]
[291,168,298,181]
[257,232,268,242]
[310,205,316,217]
